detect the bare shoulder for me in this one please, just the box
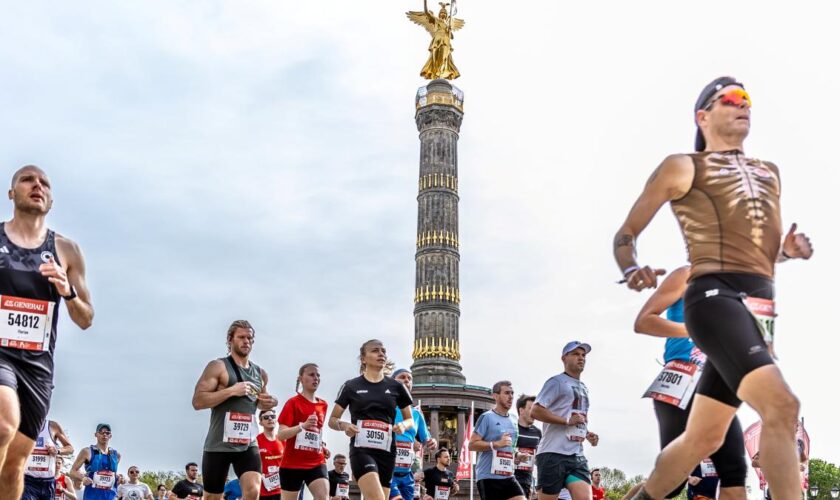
[54,233,84,264]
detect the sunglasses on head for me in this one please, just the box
[704,88,751,110]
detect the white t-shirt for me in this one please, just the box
[535,373,590,456]
[118,483,152,500]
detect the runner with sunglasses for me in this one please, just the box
[192,320,279,500]
[170,463,204,500]
[614,77,813,500]
[328,455,350,500]
[257,409,284,500]
[276,363,330,500]
[0,165,94,499]
[117,466,154,500]
[329,339,414,500]
[69,424,121,500]
[635,266,747,499]
[390,368,437,500]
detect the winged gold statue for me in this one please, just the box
[406,0,465,80]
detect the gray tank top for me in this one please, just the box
[203,356,263,452]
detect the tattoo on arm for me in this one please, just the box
[614,234,634,249]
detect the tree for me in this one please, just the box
[809,458,840,500]
[601,467,648,500]
[139,470,185,491]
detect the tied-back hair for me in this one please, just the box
[226,319,254,353]
[296,363,319,393]
[358,339,395,374]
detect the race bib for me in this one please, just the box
[743,297,775,343]
[395,440,414,467]
[700,459,717,478]
[336,483,349,498]
[92,471,115,489]
[565,411,587,442]
[491,450,514,476]
[644,360,703,410]
[516,447,535,471]
[25,448,56,475]
[0,295,55,352]
[355,420,392,451]
[223,411,254,445]
[435,486,451,500]
[262,472,281,491]
[294,427,322,452]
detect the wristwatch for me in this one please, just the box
[62,286,77,301]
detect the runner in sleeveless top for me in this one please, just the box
[328,339,414,500]
[170,463,204,499]
[531,342,599,500]
[469,380,525,500]
[328,454,350,500]
[54,456,77,500]
[68,424,121,500]
[514,394,542,498]
[0,165,94,499]
[635,266,747,500]
[590,469,604,500]
[257,409,284,500]
[117,466,154,500]
[420,448,458,500]
[613,77,813,500]
[276,363,329,500]
[21,418,74,500]
[192,320,279,500]
[390,368,437,500]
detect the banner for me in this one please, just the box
[798,419,811,494]
[743,420,765,491]
[743,418,810,495]
[457,403,473,481]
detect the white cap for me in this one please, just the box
[562,341,592,356]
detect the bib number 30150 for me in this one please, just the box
[355,420,392,451]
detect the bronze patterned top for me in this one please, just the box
[671,151,782,281]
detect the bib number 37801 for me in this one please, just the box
[644,360,703,410]
[223,411,254,445]
[0,295,55,352]
[355,420,392,451]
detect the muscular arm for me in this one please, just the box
[613,155,694,288]
[529,403,567,426]
[56,237,94,329]
[51,420,75,456]
[633,266,690,338]
[191,360,232,410]
[69,447,90,484]
[256,368,278,410]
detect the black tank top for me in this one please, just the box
[0,222,62,364]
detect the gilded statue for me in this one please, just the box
[406,0,465,80]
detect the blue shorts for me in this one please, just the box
[389,470,415,499]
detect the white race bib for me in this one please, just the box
[92,471,115,489]
[435,486,451,500]
[0,295,55,352]
[395,440,414,467]
[354,420,392,451]
[491,450,514,476]
[515,447,535,471]
[565,411,587,442]
[644,360,703,410]
[25,448,56,476]
[223,411,254,445]
[743,296,776,342]
[700,459,718,478]
[262,472,281,491]
[336,483,349,498]
[294,427,322,452]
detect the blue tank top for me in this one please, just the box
[84,446,119,500]
[663,298,695,363]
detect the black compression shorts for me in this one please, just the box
[0,350,52,440]
[653,398,748,497]
[202,447,261,494]
[477,478,525,500]
[280,465,328,492]
[684,273,776,407]
[350,450,395,488]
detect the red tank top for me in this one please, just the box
[258,433,284,496]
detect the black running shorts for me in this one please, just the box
[280,465,328,492]
[477,477,525,500]
[0,350,53,440]
[350,450,395,488]
[684,273,776,407]
[202,447,261,494]
[535,453,590,495]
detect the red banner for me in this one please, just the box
[456,408,473,481]
[743,418,810,494]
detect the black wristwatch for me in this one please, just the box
[62,286,77,301]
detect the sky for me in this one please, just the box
[1,0,839,496]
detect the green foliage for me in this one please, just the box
[138,470,185,491]
[808,458,840,500]
[601,467,647,500]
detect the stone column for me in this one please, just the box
[411,79,466,385]
[430,409,440,441]
[456,410,466,456]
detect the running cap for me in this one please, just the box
[562,341,591,356]
[392,368,411,378]
[694,76,745,152]
[96,423,111,432]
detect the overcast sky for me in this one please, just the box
[1,1,838,496]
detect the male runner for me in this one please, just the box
[0,165,94,500]
[257,409,284,500]
[155,485,169,500]
[515,394,542,498]
[421,448,458,500]
[391,368,437,500]
[590,469,604,500]
[686,462,719,500]
[613,76,813,500]
[170,463,204,499]
[192,320,279,500]
[469,381,526,500]
[69,424,121,500]
[531,341,599,500]
[328,454,351,500]
[22,418,74,500]
[54,456,77,500]
[117,466,154,500]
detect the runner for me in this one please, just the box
[192,320,279,500]
[257,409,284,500]
[390,368,437,500]
[421,448,458,500]
[0,165,94,498]
[170,463,204,499]
[21,418,74,500]
[155,485,168,500]
[117,466,154,500]
[276,363,329,500]
[327,454,350,500]
[531,341,599,500]
[54,456,77,500]
[686,462,719,500]
[635,266,747,499]
[328,339,414,500]
[68,424,121,500]
[613,76,813,500]
[590,469,604,500]
[514,394,542,499]
[469,380,526,500]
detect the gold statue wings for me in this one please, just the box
[405,10,465,35]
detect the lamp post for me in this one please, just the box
[810,486,819,498]
[829,486,839,499]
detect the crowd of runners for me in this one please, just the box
[0,74,815,500]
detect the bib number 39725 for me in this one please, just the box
[355,420,392,451]
[0,295,55,352]
[491,450,514,476]
[223,411,254,445]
